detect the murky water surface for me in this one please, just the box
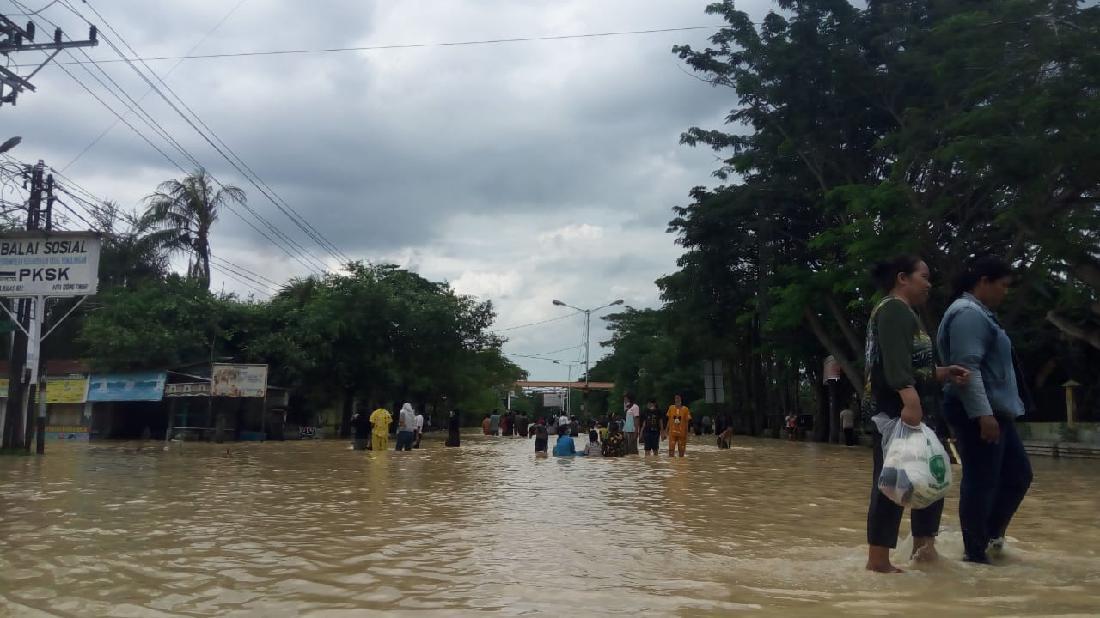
[2,434,1098,616]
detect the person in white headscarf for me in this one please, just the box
[396,403,417,451]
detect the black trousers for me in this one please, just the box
[867,431,944,548]
[944,397,1032,561]
[844,427,855,446]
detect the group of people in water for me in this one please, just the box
[479,393,734,458]
[863,254,1032,572]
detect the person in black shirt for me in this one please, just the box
[640,398,664,456]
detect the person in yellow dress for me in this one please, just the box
[665,394,692,457]
[369,406,393,451]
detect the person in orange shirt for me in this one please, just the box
[665,394,692,457]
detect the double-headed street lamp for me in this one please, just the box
[552,297,624,389]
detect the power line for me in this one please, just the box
[61,0,251,172]
[9,25,723,67]
[7,0,331,276]
[491,310,582,333]
[63,0,352,266]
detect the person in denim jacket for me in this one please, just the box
[937,256,1032,564]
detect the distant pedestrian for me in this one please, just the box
[369,406,393,452]
[581,430,602,457]
[446,409,461,447]
[702,415,713,435]
[601,423,626,457]
[396,403,416,451]
[622,393,640,455]
[533,418,549,457]
[516,412,529,437]
[413,408,425,448]
[840,404,856,447]
[351,408,371,450]
[489,410,501,436]
[717,426,733,449]
[666,394,691,457]
[557,413,570,435]
[553,429,580,457]
[640,398,663,456]
[785,414,797,440]
[482,414,492,435]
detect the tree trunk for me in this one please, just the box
[825,294,863,360]
[339,387,354,438]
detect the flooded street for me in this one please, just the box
[2,434,1099,616]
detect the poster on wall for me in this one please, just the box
[45,374,89,404]
[87,372,167,402]
[211,363,268,398]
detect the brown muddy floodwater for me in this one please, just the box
[1,433,1099,616]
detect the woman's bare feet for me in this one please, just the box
[867,545,904,573]
[911,537,939,562]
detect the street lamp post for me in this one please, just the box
[552,298,624,389]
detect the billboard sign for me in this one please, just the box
[0,232,101,297]
[543,392,566,409]
[87,372,167,402]
[45,374,89,404]
[211,363,268,398]
[703,359,726,404]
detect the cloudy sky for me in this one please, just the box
[3,0,771,380]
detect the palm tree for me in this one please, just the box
[141,168,245,288]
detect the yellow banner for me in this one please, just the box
[0,376,89,402]
[47,376,88,404]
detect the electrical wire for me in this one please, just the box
[491,310,582,333]
[7,0,332,276]
[61,0,251,172]
[10,25,724,67]
[64,0,352,266]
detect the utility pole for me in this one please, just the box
[1,14,98,106]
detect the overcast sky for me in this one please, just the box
[3,0,771,380]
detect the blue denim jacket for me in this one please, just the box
[936,294,1024,418]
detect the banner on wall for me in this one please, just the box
[211,363,268,398]
[87,372,167,402]
[45,374,89,404]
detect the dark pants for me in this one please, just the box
[396,430,414,451]
[844,427,855,446]
[944,397,1032,561]
[867,431,944,548]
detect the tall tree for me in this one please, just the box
[141,168,245,288]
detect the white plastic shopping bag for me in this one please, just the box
[877,420,952,509]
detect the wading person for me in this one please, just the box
[553,428,578,457]
[533,418,549,457]
[482,414,491,435]
[413,408,425,448]
[601,422,626,457]
[445,408,461,447]
[581,429,602,457]
[938,256,1032,564]
[489,410,501,436]
[666,394,692,457]
[622,393,640,455]
[641,398,663,456]
[369,405,393,452]
[840,403,856,447]
[396,403,416,451]
[351,408,371,450]
[864,255,970,573]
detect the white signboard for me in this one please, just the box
[703,359,726,404]
[0,232,101,297]
[543,392,566,409]
[212,363,268,398]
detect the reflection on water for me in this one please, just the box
[2,433,1098,616]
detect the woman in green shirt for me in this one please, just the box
[864,255,969,573]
